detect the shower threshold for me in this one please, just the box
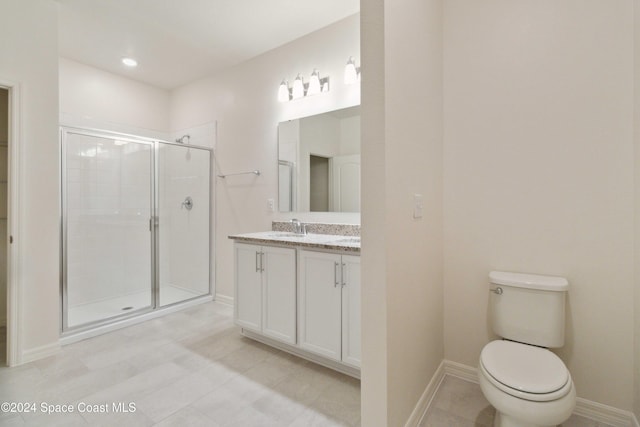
[61,286,212,345]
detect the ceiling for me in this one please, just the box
[56,0,359,90]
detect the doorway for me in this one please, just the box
[309,154,329,212]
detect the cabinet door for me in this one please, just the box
[262,246,297,344]
[298,250,342,361]
[341,254,361,368]
[234,243,262,332]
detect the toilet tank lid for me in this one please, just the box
[489,271,569,291]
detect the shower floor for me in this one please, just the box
[67,285,204,328]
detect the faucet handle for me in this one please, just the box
[290,218,303,234]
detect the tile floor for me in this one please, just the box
[0,302,360,426]
[0,302,615,426]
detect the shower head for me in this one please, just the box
[175,134,190,144]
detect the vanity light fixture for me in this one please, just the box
[121,57,138,67]
[292,74,305,100]
[308,69,321,96]
[344,56,360,85]
[278,70,330,102]
[278,79,291,102]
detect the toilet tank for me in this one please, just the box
[489,271,569,348]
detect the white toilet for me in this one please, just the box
[478,271,576,427]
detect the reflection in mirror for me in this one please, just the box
[278,105,360,213]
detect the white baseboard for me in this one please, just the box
[443,359,479,383]
[405,360,446,427]
[215,293,233,307]
[573,397,637,427]
[409,360,637,427]
[21,342,61,364]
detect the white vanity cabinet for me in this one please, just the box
[298,250,361,368]
[234,243,297,345]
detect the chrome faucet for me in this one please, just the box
[291,218,307,235]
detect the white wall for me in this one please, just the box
[170,14,361,301]
[634,0,640,420]
[361,0,444,425]
[0,0,60,361]
[339,115,360,155]
[59,57,171,138]
[443,0,634,411]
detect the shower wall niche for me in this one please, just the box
[61,127,212,332]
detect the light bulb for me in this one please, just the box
[122,57,138,67]
[292,74,304,99]
[278,80,290,102]
[308,69,321,96]
[344,57,358,85]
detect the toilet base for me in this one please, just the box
[494,411,558,427]
[479,361,575,427]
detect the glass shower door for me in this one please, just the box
[156,143,211,306]
[63,131,153,329]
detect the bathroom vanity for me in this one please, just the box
[229,223,361,377]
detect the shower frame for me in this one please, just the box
[59,126,215,336]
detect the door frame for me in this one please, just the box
[1,79,23,366]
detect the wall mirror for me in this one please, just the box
[278,105,360,213]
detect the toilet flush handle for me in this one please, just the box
[490,287,503,295]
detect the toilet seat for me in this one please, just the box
[480,340,572,402]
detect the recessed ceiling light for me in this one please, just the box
[121,57,138,67]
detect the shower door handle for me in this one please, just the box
[149,216,159,231]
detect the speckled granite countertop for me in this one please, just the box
[228,231,360,253]
[271,221,360,236]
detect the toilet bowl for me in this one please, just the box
[478,340,576,427]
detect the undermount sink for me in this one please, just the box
[263,231,328,241]
[263,231,310,239]
[335,237,361,244]
[229,230,360,250]
[261,232,359,245]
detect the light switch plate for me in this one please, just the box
[267,198,275,212]
[413,194,424,219]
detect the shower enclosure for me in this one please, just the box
[60,127,213,332]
